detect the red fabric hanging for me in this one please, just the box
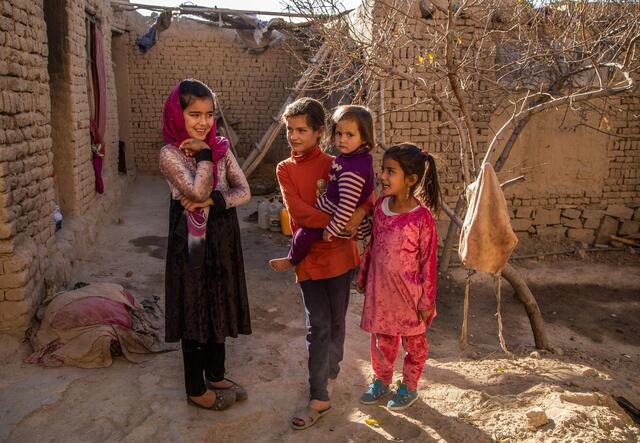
[90,24,107,194]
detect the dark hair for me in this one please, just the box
[178,79,215,111]
[282,97,326,131]
[330,105,375,152]
[383,143,441,214]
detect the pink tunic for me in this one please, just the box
[358,197,438,336]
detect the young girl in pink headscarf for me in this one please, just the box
[357,143,440,412]
[159,79,251,411]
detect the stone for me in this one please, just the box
[537,226,567,239]
[574,248,587,259]
[510,218,532,232]
[582,209,605,219]
[552,346,564,356]
[0,299,33,335]
[582,368,598,377]
[567,229,595,244]
[561,217,582,229]
[4,280,32,301]
[0,220,16,239]
[595,216,619,244]
[533,209,561,226]
[515,207,533,219]
[583,218,601,229]
[526,408,549,429]
[2,249,31,273]
[562,208,582,219]
[605,204,633,220]
[0,268,28,289]
[634,207,640,221]
[529,351,541,359]
[618,220,640,236]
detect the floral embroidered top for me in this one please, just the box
[358,196,438,336]
[159,145,250,209]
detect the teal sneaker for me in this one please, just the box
[387,383,419,411]
[360,378,392,405]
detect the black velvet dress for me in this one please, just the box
[164,194,252,344]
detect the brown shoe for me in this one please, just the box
[206,378,248,401]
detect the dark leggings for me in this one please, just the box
[181,338,225,397]
[299,269,354,401]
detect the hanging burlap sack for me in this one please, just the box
[459,162,518,274]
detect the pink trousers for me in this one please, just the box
[370,333,428,391]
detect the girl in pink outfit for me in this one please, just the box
[357,143,441,411]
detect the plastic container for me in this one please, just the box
[280,207,292,236]
[258,199,270,230]
[269,200,283,232]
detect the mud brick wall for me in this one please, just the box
[0,0,128,336]
[124,15,303,173]
[0,0,55,333]
[367,1,640,245]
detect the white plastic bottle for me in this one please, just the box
[269,200,284,232]
[258,200,270,230]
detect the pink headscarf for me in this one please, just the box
[162,81,229,187]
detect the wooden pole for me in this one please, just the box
[241,44,330,177]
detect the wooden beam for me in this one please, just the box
[110,1,350,19]
[241,44,331,177]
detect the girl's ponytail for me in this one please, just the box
[416,152,441,215]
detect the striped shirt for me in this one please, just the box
[316,147,374,238]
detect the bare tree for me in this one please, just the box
[282,0,639,349]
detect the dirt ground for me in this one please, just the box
[1,175,639,443]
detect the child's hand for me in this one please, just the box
[316,179,327,198]
[179,138,209,156]
[418,308,433,322]
[181,196,213,212]
[345,207,367,235]
[322,229,334,242]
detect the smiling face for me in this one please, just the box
[380,156,417,198]
[182,97,214,141]
[334,118,364,155]
[286,114,324,155]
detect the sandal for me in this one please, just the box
[186,389,236,411]
[290,406,332,430]
[386,383,419,411]
[360,378,392,405]
[205,378,248,401]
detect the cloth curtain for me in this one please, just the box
[90,24,107,194]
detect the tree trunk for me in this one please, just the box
[438,195,465,273]
[501,263,550,350]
